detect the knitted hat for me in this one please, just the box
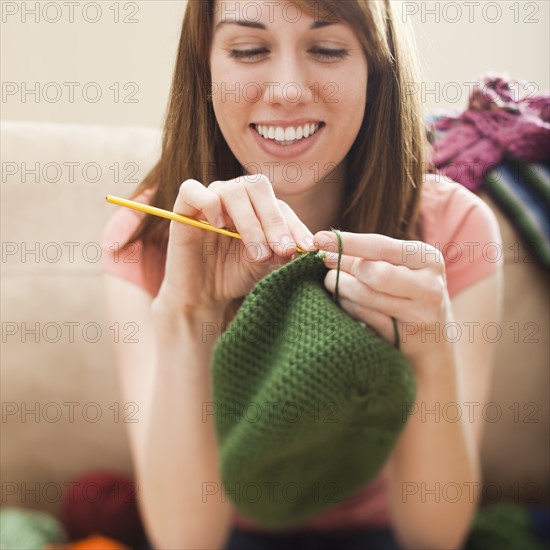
[212,249,416,528]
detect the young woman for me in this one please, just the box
[102,1,503,548]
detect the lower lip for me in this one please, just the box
[250,124,325,159]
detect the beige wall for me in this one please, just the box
[1,0,188,127]
[2,0,549,127]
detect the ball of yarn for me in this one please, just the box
[69,535,131,550]
[61,472,144,548]
[0,507,66,549]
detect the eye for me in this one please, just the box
[228,46,350,63]
[309,47,349,61]
[229,48,268,62]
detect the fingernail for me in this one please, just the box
[255,243,270,261]
[323,252,339,266]
[314,231,334,246]
[304,236,315,250]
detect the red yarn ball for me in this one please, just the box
[62,471,145,549]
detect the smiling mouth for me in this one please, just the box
[251,122,325,146]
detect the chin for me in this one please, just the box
[271,177,317,197]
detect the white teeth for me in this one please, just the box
[255,123,321,144]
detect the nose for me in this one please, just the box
[262,52,314,107]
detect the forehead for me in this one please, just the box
[213,0,345,36]
[212,0,330,27]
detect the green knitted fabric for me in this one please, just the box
[212,250,416,528]
[465,503,546,550]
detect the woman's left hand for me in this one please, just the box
[313,230,454,363]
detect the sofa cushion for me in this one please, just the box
[478,191,549,505]
[1,121,160,516]
[1,121,547,519]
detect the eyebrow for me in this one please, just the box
[215,19,337,31]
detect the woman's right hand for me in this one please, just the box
[155,175,315,316]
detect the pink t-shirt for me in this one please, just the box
[101,174,502,531]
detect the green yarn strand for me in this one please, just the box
[327,227,400,351]
[330,227,343,307]
[392,317,400,350]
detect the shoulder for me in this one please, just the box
[420,174,500,240]
[419,174,503,297]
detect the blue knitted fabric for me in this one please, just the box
[212,251,416,528]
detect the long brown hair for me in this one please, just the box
[130,0,428,254]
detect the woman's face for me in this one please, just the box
[210,0,368,196]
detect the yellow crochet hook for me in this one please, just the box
[105,195,306,254]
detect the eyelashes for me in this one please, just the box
[229,47,350,62]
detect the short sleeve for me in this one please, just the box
[100,190,164,297]
[420,175,503,298]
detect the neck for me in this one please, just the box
[277,162,347,235]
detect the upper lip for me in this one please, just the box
[251,119,324,127]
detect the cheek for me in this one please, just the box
[324,66,367,114]
[210,55,238,103]
[210,74,244,133]
[211,70,259,123]
[334,83,367,136]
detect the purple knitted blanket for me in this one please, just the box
[427,74,550,191]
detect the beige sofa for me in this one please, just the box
[1,120,548,522]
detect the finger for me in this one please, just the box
[277,200,316,253]
[324,270,412,319]
[338,297,396,344]
[323,257,419,299]
[239,175,297,257]
[314,231,443,270]
[212,180,271,261]
[174,179,227,227]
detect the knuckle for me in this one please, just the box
[207,180,224,192]
[354,259,367,278]
[264,211,287,231]
[233,175,247,186]
[203,194,222,212]
[428,246,445,268]
[394,264,411,285]
[260,175,275,194]
[179,178,198,193]
[218,182,244,202]
[426,277,446,306]
[237,173,270,188]
[276,200,300,224]
[255,174,272,188]
[369,263,387,287]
